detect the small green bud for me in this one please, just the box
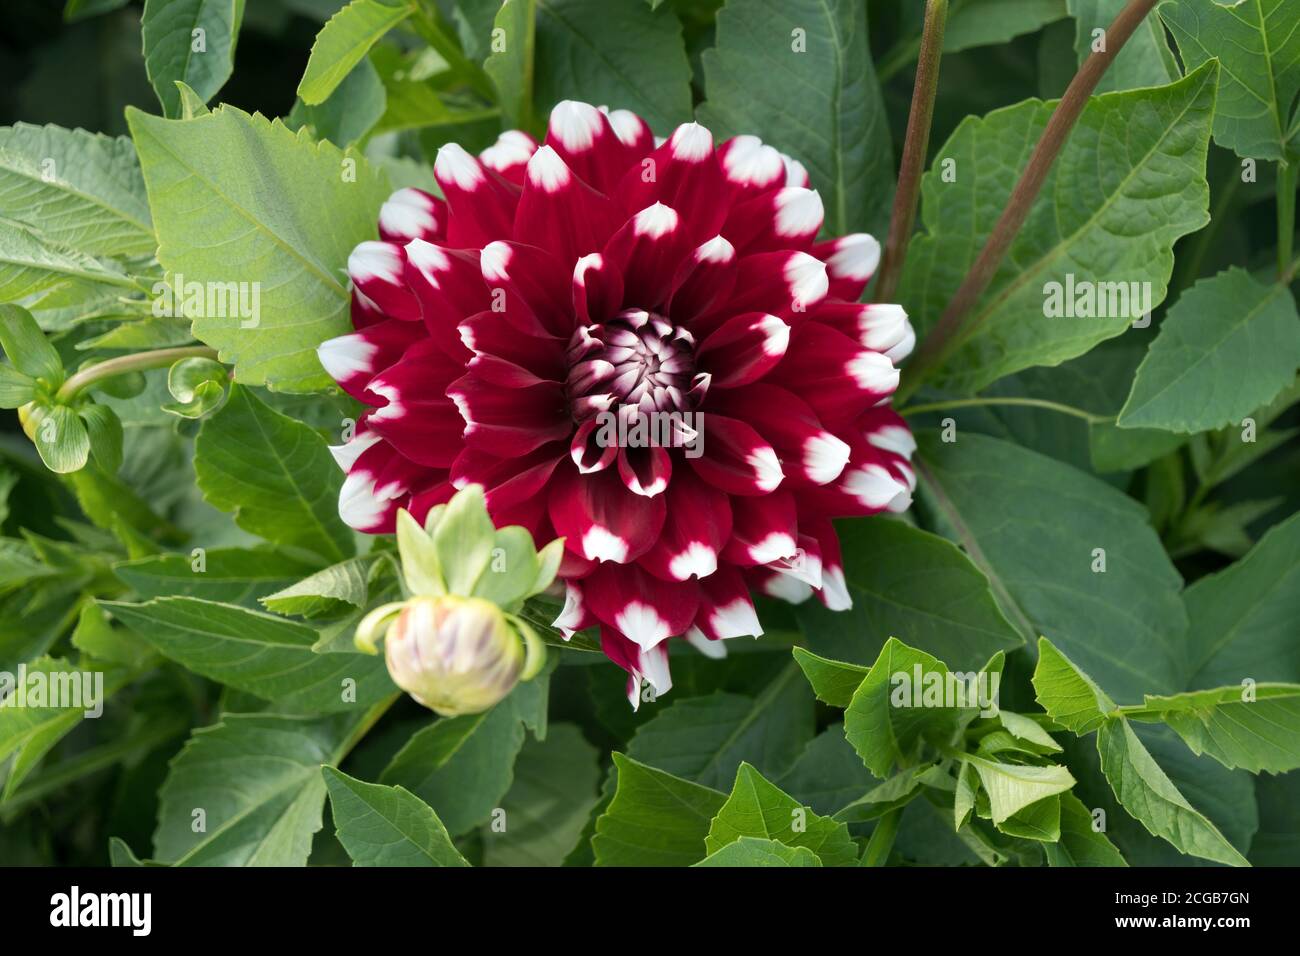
[384,595,526,717]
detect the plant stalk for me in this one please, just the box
[56,346,219,402]
[411,1,497,103]
[899,396,1109,425]
[874,0,948,304]
[862,807,903,866]
[1278,159,1297,280]
[897,0,1162,401]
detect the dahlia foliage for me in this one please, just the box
[319,100,917,705]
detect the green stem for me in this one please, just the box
[862,807,903,867]
[56,346,219,402]
[875,0,948,304]
[1280,160,1298,279]
[896,0,1162,402]
[1284,253,1300,286]
[411,2,496,102]
[899,396,1110,425]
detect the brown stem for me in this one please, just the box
[874,0,948,304]
[898,0,1162,399]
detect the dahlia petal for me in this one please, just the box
[548,465,666,564]
[688,413,783,496]
[378,187,447,244]
[514,145,623,263]
[666,235,738,321]
[639,468,732,582]
[570,417,619,474]
[405,482,456,526]
[697,250,827,333]
[545,100,632,193]
[601,203,694,310]
[805,518,851,611]
[554,581,597,638]
[447,373,570,456]
[723,490,799,566]
[572,253,625,325]
[766,322,898,427]
[363,339,466,468]
[340,439,441,534]
[717,135,786,201]
[696,311,789,388]
[317,318,424,403]
[617,445,671,498]
[585,562,699,651]
[811,301,915,361]
[813,234,881,301]
[459,309,565,387]
[780,152,810,188]
[708,383,850,486]
[749,565,814,605]
[723,186,824,254]
[350,289,386,329]
[402,239,483,361]
[616,122,729,243]
[479,130,539,185]
[765,530,823,590]
[602,107,655,157]
[348,241,420,321]
[479,240,575,338]
[690,565,763,639]
[801,426,913,517]
[685,628,728,658]
[434,142,520,246]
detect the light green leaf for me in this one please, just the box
[695,835,822,866]
[0,304,63,383]
[79,403,123,473]
[532,0,692,132]
[1045,791,1127,865]
[796,517,1023,670]
[323,766,469,866]
[484,0,536,132]
[1032,637,1118,733]
[1119,269,1300,433]
[791,646,868,709]
[0,217,132,301]
[624,667,812,791]
[1127,683,1300,774]
[126,105,391,391]
[0,123,153,257]
[432,483,495,595]
[705,763,857,866]
[945,0,1067,52]
[28,403,91,474]
[142,0,246,118]
[260,556,372,618]
[1160,0,1300,160]
[289,58,387,146]
[899,63,1217,394]
[1184,510,1300,688]
[698,0,892,236]
[103,596,394,712]
[70,601,154,668]
[1067,0,1177,93]
[999,710,1062,752]
[592,753,727,867]
[195,386,354,565]
[958,752,1074,825]
[481,724,600,866]
[153,711,362,865]
[919,432,1187,702]
[1096,717,1249,866]
[298,0,415,105]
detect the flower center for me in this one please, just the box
[565,309,697,421]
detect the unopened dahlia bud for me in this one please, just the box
[385,595,525,717]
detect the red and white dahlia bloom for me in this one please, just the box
[319,100,917,707]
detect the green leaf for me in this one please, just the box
[114,548,319,607]
[380,702,526,836]
[142,0,246,118]
[1184,510,1300,688]
[126,105,391,391]
[706,762,858,866]
[957,752,1074,825]
[0,365,34,408]
[79,403,123,473]
[481,723,600,866]
[431,483,495,595]
[899,63,1217,394]
[998,710,1062,752]
[1160,0,1300,160]
[1126,683,1300,774]
[28,403,91,474]
[791,646,868,709]
[592,753,727,867]
[698,0,892,236]
[918,431,1187,702]
[260,556,372,618]
[623,667,812,791]
[1250,770,1300,865]
[289,58,387,147]
[322,766,469,866]
[1119,269,1300,433]
[153,711,363,865]
[776,724,878,816]
[1096,717,1249,866]
[484,0,536,132]
[103,596,394,712]
[1032,637,1117,733]
[1045,791,1127,865]
[71,599,154,668]
[298,0,415,105]
[796,517,1023,670]
[944,0,1067,52]
[0,123,154,257]
[694,835,822,866]
[1066,0,1177,93]
[195,386,354,565]
[533,0,693,132]
[163,356,229,419]
[843,638,974,777]
[0,304,63,383]
[0,217,132,300]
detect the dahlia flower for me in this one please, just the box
[319,100,917,707]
